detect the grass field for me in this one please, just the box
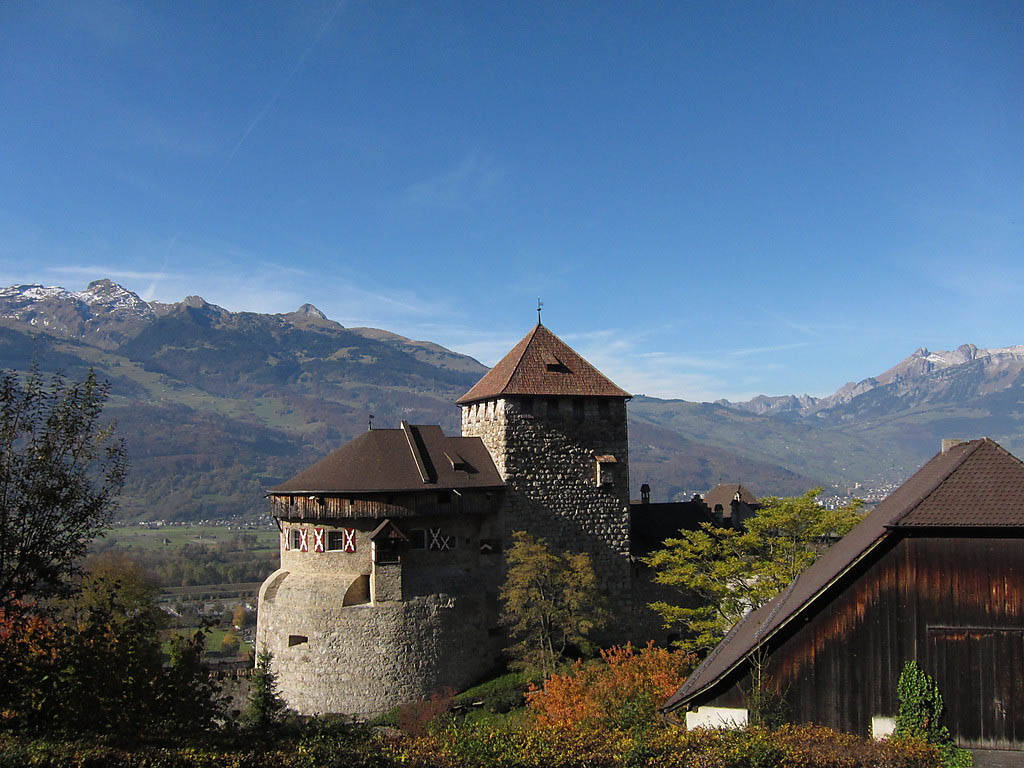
[100,524,278,553]
[161,626,254,657]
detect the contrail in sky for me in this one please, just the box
[219,0,347,172]
[151,1,346,299]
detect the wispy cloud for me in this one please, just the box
[403,152,505,209]
[931,268,1024,300]
[48,266,180,281]
[730,341,819,357]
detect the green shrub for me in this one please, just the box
[894,661,972,768]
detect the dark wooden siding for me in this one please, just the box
[705,533,1024,749]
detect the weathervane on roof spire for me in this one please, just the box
[537,298,544,325]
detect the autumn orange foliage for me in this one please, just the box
[526,642,694,731]
[0,602,63,725]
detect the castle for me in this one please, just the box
[256,322,672,716]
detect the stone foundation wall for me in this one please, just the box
[257,568,500,717]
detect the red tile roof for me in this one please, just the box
[456,323,630,404]
[270,423,504,494]
[663,438,1024,713]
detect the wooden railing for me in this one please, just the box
[269,491,501,521]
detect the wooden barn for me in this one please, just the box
[663,438,1024,760]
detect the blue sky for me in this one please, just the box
[2,1,1021,401]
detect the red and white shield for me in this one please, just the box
[312,527,325,553]
[283,529,290,551]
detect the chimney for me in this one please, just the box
[640,483,650,504]
[942,438,966,453]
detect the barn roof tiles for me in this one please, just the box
[270,422,504,494]
[456,323,630,405]
[663,437,1024,712]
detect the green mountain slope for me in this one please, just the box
[13,281,1020,518]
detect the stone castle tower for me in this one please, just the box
[458,323,635,611]
[257,322,654,716]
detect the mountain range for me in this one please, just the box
[3,279,1022,519]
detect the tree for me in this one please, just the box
[645,489,863,654]
[4,556,225,739]
[55,557,167,737]
[163,628,225,735]
[242,650,286,731]
[0,367,126,607]
[500,531,608,677]
[221,630,241,656]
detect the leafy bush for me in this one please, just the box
[397,687,457,737]
[454,671,533,714]
[527,642,694,732]
[0,563,225,740]
[894,661,972,768]
[772,723,941,768]
[0,722,945,768]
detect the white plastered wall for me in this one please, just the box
[685,705,749,729]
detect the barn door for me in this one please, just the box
[927,627,1024,750]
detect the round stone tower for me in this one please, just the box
[256,422,505,717]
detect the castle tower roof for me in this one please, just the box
[456,323,631,405]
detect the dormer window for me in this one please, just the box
[443,452,473,472]
[543,352,570,373]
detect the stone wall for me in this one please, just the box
[258,510,503,716]
[461,395,643,641]
[257,569,498,717]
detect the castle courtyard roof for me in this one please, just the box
[271,422,504,494]
[456,323,631,405]
[703,483,758,510]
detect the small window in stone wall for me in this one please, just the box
[595,455,617,487]
[288,634,308,647]
[408,529,426,549]
[291,529,303,551]
[373,539,401,564]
